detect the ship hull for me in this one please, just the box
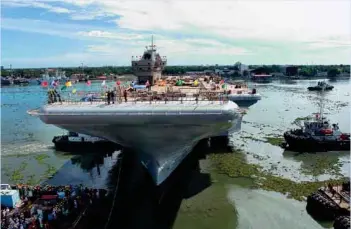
[39,101,242,185]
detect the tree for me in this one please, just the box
[327,68,340,78]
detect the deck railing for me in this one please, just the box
[46,90,232,105]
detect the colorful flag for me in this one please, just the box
[86,80,91,86]
[65,81,72,87]
[41,81,48,87]
[51,80,59,88]
[61,85,67,90]
[72,88,77,94]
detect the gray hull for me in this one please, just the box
[228,93,261,108]
[38,101,242,185]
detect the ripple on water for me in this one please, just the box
[1,142,53,156]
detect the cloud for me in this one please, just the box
[1,0,350,66]
[59,0,350,41]
[76,30,147,40]
[305,37,351,50]
[2,0,72,14]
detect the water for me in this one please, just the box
[1,79,350,228]
[232,79,350,181]
[1,81,121,186]
[227,186,323,229]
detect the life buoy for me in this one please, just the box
[340,134,349,141]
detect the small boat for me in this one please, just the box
[1,77,12,86]
[308,81,334,91]
[283,114,350,152]
[13,78,30,86]
[251,74,273,83]
[203,79,261,107]
[52,132,118,153]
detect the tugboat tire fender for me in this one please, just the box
[334,216,351,229]
[307,192,340,220]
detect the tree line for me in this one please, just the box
[1,64,349,79]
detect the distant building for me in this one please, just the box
[215,68,235,76]
[281,66,298,76]
[1,66,4,71]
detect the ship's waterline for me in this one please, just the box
[38,100,243,184]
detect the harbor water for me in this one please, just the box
[1,79,350,229]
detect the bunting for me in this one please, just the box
[41,81,48,87]
[65,81,72,87]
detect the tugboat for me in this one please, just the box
[1,77,12,86]
[52,132,118,153]
[308,81,334,91]
[283,114,350,152]
[13,78,30,86]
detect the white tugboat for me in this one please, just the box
[32,37,244,185]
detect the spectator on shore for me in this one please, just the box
[1,185,108,229]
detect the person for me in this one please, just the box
[111,90,115,104]
[145,80,150,91]
[123,90,128,102]
[107,90,111,105]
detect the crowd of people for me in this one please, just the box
[47,89,62,104]
[1,185,108,229]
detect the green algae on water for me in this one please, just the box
[241,136,264,142]
[34,154,50,164]
[259,174,345,201]
[209,151,347,201]
[44,164,58,179]
[209,151,261,179]
[3,161,28,183]
[265,137,285,147]
[295,153,343,177]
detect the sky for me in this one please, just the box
[1,0,350,68]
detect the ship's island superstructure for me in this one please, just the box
[131,36,167,86]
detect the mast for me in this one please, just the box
[318,85,326,120]
[151,35,154,50]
